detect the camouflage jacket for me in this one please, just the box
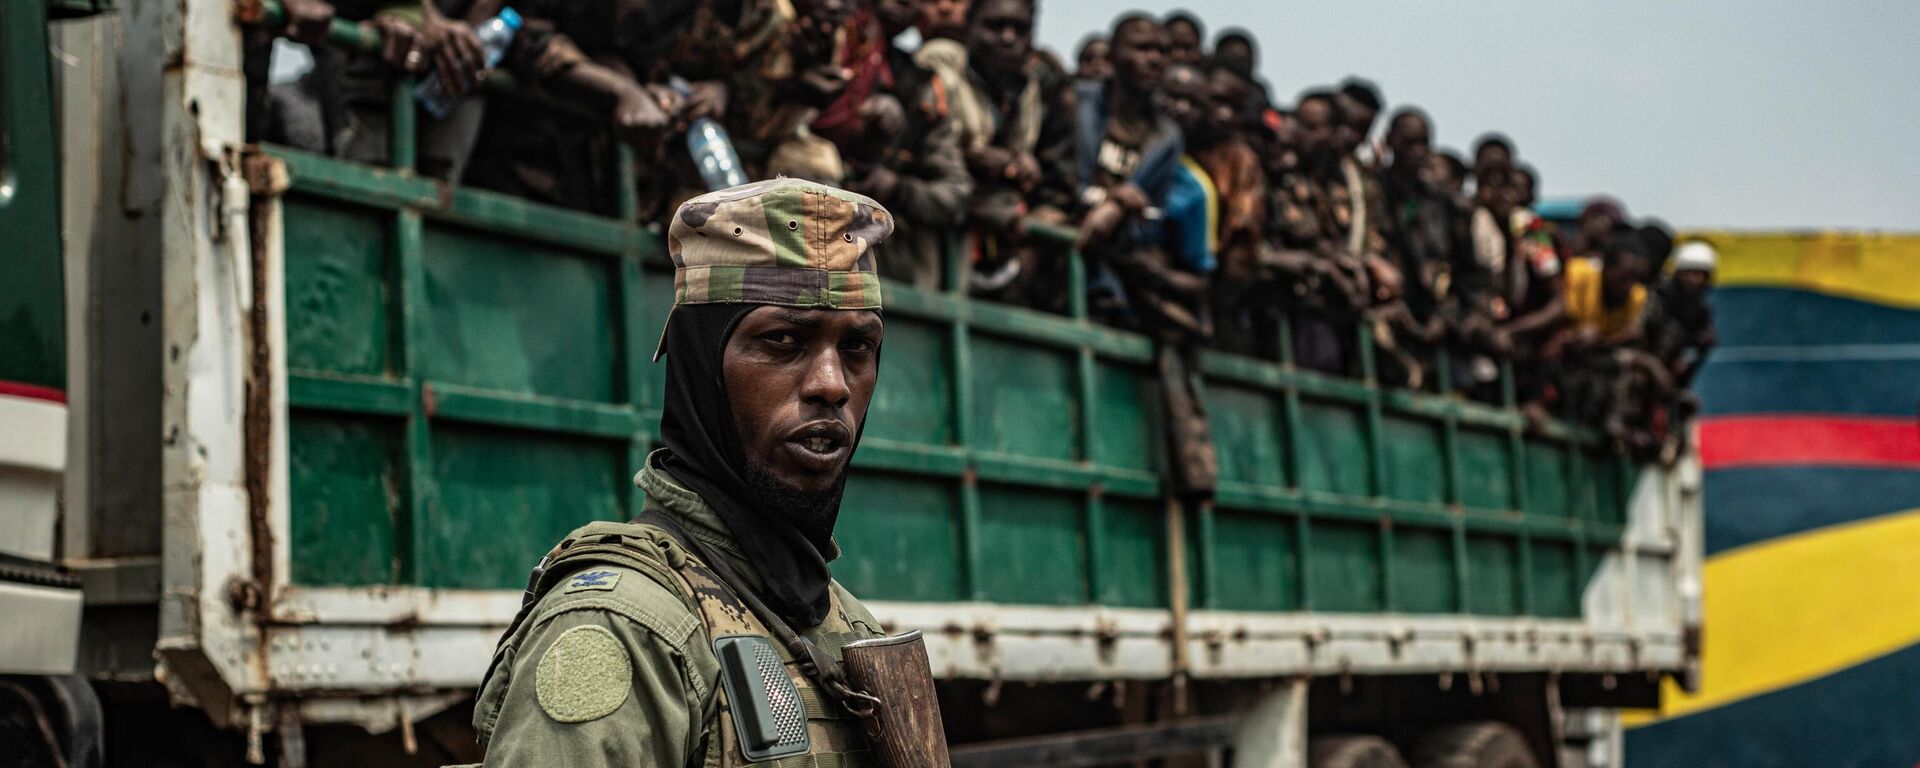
[465,453,885,767]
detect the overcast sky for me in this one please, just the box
[1033,0,1919,232]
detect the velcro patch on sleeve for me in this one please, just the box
[565,569,622,593]
[535,625,633,723]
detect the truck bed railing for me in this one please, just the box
[250,0,1547,425]
[243,1,1640,624]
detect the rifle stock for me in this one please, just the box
[840,630,951,768]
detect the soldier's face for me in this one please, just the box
[724,307,884,494]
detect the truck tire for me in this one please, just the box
[0,675,104,768]
[1409,722,1538,768]
[1309,734,1409,768]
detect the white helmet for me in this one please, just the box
[1672,241,1717,273]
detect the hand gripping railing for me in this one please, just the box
[247,0,1521,406]
[246,0,641,218]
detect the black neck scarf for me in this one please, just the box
[654,303,870,628]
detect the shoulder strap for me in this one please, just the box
[634,510,879,719]
[479,524,693,692]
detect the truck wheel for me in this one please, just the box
[0,675,104,768]
[1409,722,1538,768]
[1309,734,1409,768]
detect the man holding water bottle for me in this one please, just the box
[461,0,688,212]
[266,0,503,179]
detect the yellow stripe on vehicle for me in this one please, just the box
[1688,231,1920,310]
[1625,507,1920,726]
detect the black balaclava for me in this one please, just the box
[655,303,869,627]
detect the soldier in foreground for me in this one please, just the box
[460,178,937,767]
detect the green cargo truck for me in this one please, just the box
[8,1,1701,766]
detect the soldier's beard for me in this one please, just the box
[742,459,849,545]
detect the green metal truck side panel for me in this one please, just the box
[269,145,1625,620]
[1208,386,1287,488]
[1393,529,1456,613]
[865,319,953,445]
[970,338,1078,462]
[1099,499,1170,608]
[0,0,67,392]
[1524,442,1571,520]
[1093,363,1157,474]
[638,265,675,405]
[1296,401,1370,497]
[284,198,394,377]
[976,484,1088,605]
[1211,511,1298,611]
[1591,451,1631,525]
[1381,416,1445,504]
[421,227,620,404]
[1532,542,1580,618]
[422,425,626,588]
[1309,522,1383,612]
[1457,430,1515,509]
[1465,536,1520,615]
[290,414,402,585]
[835,472,963,602]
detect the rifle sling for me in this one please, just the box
[633,510,870,714]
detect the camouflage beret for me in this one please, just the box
[666,177,893,312]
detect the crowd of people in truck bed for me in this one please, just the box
[256,0,1718,466]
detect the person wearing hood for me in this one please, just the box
[465,178,897,767]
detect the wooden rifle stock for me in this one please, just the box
[840,630,951,768]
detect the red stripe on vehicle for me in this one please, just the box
[0,380,66,404]
[1701,415,1920,470]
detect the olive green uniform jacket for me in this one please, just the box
[467,455,886,767]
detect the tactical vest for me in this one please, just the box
[493,520,882,768]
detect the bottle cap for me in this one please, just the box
[498,7,523,29]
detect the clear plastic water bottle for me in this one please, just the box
[671,76,749,191]
[414,7,522,119]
